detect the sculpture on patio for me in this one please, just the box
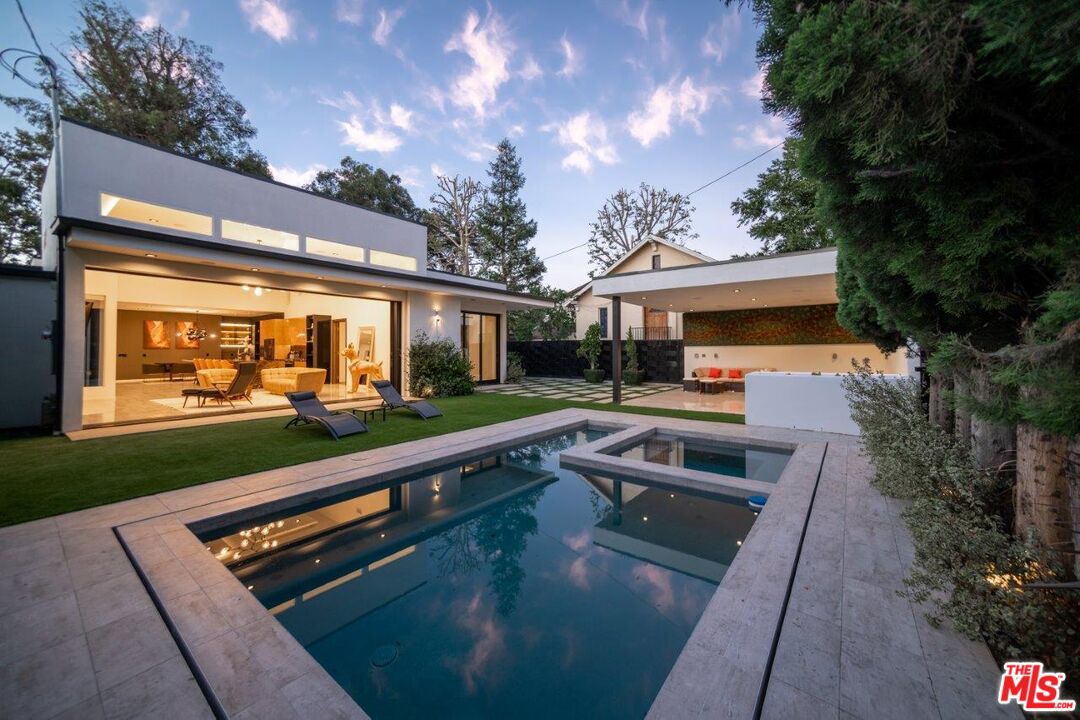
[341,343,385,392]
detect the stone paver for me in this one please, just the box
[479,376,679,402]
[0,408,1016,719]
[759,443,1019,720]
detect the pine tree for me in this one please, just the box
[475,139,545,292]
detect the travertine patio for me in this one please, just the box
[0,409,1015,719]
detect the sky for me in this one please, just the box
[0,0,788,289]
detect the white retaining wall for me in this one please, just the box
[745,371,906,435]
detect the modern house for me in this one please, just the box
[570,236,713,340]
[31,118,550,433]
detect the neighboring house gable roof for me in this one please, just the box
[570,235,713,299]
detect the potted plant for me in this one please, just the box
[623,327,644,385]
[577,322,604,382]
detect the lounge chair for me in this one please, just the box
[284,391,369,440]
[196,361,257,408]
[372,380,443,420]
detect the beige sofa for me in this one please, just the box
[685,367,774,392]
[260,367,327,395]
[196,368,237,388]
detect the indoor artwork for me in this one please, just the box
[175,320,201,349]
[142,319,170,349]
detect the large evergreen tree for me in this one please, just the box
[475,139,545,292]
[730,137,832,257]
[306,158,422,222]
[751,0,1079,356]
[0,99,50,263]
[63,0,270,175]
[746,0,1080,610]
[2,0,270,262]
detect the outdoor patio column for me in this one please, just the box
[612,295,621,404]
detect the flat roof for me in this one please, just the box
[591,247,838,312]
[59,117,429,228]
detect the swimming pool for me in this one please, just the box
[609,433,792,483]
[200,427,758,719]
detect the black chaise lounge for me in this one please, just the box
[284,391,369,439]
[196,361,257,408]
[372,380,443,420]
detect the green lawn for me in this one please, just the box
[0,394,741,527]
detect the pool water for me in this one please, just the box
[612,434,792,483]
[202,429,758,719]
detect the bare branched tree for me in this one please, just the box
[587,182,697,275]
[427,174,486,275]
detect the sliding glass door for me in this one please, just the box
[462,312,499,383]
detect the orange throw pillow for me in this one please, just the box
[728,369,743,379]
[708,367,721,378]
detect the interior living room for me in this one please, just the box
[82,269,394,426]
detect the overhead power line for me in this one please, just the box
[540,141,784,262]
[685,141,783,197]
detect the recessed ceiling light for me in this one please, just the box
[751,297,757,301]
[641,296,647,300]
[316,276,323,280]
[250,267,259,272]
[144,253,157,258]
[733,289,741,293]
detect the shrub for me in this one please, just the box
[406,331,475,397]
[576,322,602,370]
[624,326,640,372]
[843,362,1080,688]
[506,352,525,384]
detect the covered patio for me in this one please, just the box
[589,249,912,427]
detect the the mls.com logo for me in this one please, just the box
[998,662,1076,713]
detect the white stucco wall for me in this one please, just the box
[745,371,906,435]
[58,120,428,269]
[574,290,682,340]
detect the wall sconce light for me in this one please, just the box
[433,479,441,495]
[433,312,441,324]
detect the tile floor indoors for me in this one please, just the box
[82,381,378,426]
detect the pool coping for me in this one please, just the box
[110,409,833,719]
[559,423,799,499]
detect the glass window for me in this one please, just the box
[369,249,418,272]
[651,254,661,270]
[461,312,499,382]
[306,236,365,263]
[84,298,103,387]
[599,307,609,339]
[221,219,299,251]
[99,193,212,236]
